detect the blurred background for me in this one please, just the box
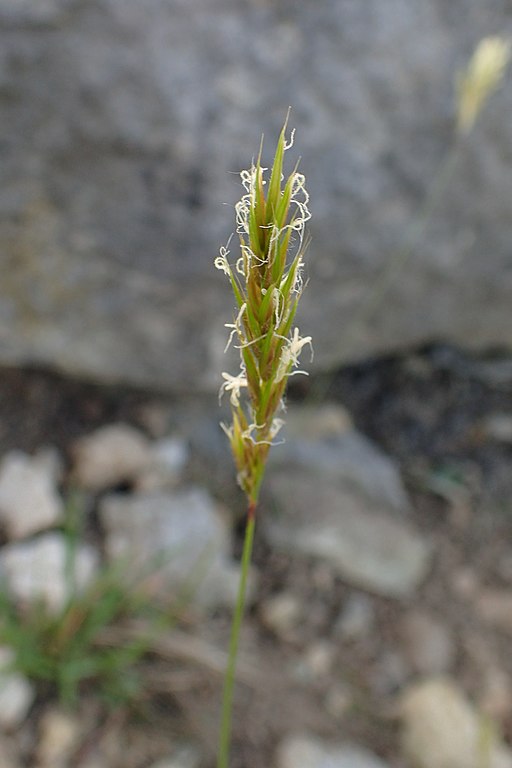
[1,1,512,768]
[1,0,512,389]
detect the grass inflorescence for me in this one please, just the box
[215,115,312,768]
[216,113,312,507]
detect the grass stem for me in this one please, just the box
[217,501,256,768]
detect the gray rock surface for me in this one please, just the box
[263,467,430,598]
[262,429,430,598]
[99,487,251,610]
[272,424,410,514]
[0,1,511,390]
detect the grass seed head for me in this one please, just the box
[456,36,510,135]
[216,115,312,504]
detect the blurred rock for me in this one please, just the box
[0,533,98,613]
[276,734,391,768]
[400,611,455,676]
[37,709,82,768]
[260,592,302,640]
[479,667,512,722]
[262,433,430,597]
[302,641,336,680]
[135,437,189,492]
[467,358,512,389]
[270,429,410,514]
[71,424,152,491]
[480,414,512,443]
[371,650,409,696]
[0,450,63,540]
[450,566,480,601]
[149,744,202,768]
[0,648,35,730]
[0,739,21,768]
[282,403,353,441]
[475,589,512,635]
[334,593,376,642]
[400,678,512,768]
[324,684,353,719]
[1,2,511,390]
[100,487,254,610]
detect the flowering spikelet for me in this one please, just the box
[456,36,510,135]
[215,116,312,504]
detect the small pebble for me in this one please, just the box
[0,648,35,730]
[71,424,152,491]
[480,413,512,443]
[334,593,375,642]
[400,678,512,768]
[260,592,302,639]
[371,650,409,696]
[37,709,82,767]
[304,641,335,679]
[135,437,189,491]
[291,642,335,684]
[0,450,63,540]
[400,611,455,675]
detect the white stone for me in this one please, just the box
[276,734,391,768]
[0,450,63,540]
[0,647,35,730]
[0,533,99,613]
[260,592,302,639]
[71,424,152,491]
[400,678,512,768]
[37,709,81,767]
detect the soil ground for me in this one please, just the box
[1,343,512,767]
